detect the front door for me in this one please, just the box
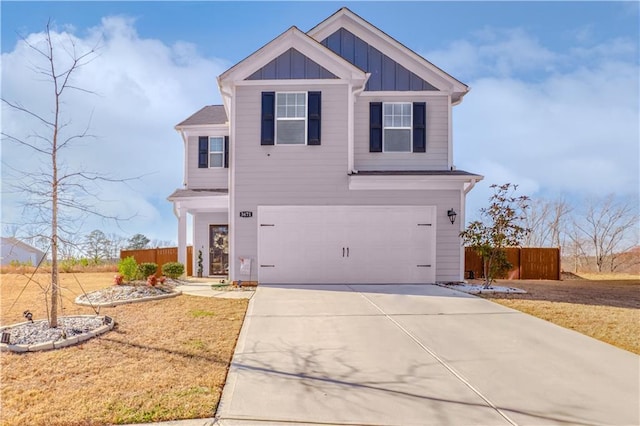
[209,225,229,275]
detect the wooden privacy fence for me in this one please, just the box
[120,246,193,276]
[465,247,561,280]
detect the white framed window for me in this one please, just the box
[383,102,412,152]
[276,92,307,145]
[209,136,224,168]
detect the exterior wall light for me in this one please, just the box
[447,208,457,225]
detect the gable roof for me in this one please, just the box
[1,237,45,256]
[307,7,469,103]
[218,25,368,86]
[175,105,227,128]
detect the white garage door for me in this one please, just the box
[257,206,436,284]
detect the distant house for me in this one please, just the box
[168,8,482,284]
[0,237,46,266]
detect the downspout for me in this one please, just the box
[177,128,188,187]
[349,73,370,174]
[218,79,235,282]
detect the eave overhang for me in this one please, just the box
[348,170,483,191]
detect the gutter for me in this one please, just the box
[464,178,478,194]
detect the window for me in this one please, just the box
[276,92,307,145]
[369,102,425,153]
[199,136,229,168]
[209,137,224,167]
[262,92,321,146]
[383,103,412,152]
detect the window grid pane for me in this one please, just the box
[383,103,411,129]
[276,93,306,118]
[209,153,223,167]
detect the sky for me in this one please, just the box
[1,1,639,247]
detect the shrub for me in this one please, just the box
[137,262,158,279]
[60,258,76,273]
[118,256,138,282]
[162,262,184,279]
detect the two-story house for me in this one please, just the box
[168,8,482,284]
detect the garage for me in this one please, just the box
[257,205,436,284]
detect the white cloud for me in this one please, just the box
[426,27,557,80]
[448,32,639,217]
[1,16,230,242]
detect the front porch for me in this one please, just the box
[167,188,229,277]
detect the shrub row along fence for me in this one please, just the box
[465,247,561,280]
[120,246,193,277]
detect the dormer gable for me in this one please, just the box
[307,7,468,103]
[218,26,367,85]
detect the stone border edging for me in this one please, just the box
[0,315,115,353]
[74,290,182,307]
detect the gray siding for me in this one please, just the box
[232,83,462,282]
[187,135,229,189]
[247,48,338,80]
[193,212,228,276]
[321,28,438,92]
[354,94,450,171]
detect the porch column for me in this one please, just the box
[177,206,187,270]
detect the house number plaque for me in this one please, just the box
[239,211,253,218]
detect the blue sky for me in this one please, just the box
[2,1,639,246]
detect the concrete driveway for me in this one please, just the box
[215,284,639,426]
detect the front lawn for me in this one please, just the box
[480,277,640,354]
[0,273,248,425]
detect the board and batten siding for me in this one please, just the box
[193,212,228,276]
[232,83,462,282]
[186,135,229,189]
[354,94,450,171]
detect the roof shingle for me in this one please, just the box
[176,105,227,127]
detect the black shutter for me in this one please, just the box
[413,102,426,153]
[369,102,382,152]
[198,136,208,168]
[224,136,229,168]
[308,91,321,145]
[261,92,275,145]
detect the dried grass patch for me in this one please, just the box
[482,278,639,354]
[1,273,248,425]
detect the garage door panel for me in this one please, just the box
[258,206,436,284]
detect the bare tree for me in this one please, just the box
[524,197,572,248]
[127,233,150,250]
[105,232,128,261]
[84,229,109,264]
[149,238,175,248]
[1,21,130,327]
[574,195,639,272]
